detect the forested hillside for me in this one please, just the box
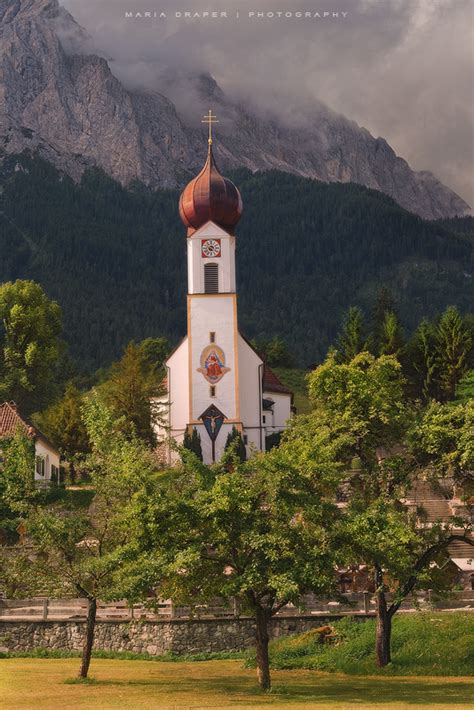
[0,154,472,370]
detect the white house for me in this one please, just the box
[0,401,61,484]
[153,119,293,464]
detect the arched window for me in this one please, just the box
[204,263,219,293]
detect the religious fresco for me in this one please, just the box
[197,344,230,383]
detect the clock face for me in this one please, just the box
[201,239,221,258]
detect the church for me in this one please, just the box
[153,112,293,464]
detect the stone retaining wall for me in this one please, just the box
[0,615,365,656]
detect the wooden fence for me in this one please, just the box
[1,591,473,621]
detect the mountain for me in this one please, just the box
[1,154,472,370]
[0,0,470,220]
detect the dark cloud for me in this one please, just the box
[61,0,473,206]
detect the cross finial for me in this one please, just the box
[202,109,219,145]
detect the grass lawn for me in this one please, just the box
[1,658,473,709]
[264,613,474,676]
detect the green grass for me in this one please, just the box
[1,658,473,709]
[253,613,474,676]
[42,487,95,509]
[273,367,311,414]
[1,647,243,662]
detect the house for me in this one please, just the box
[0,401,61,485]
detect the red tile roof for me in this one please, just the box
[0,402,58,453]
[0,402,33,438]
[262,364,293,395]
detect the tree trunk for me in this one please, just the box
[255,607,271,690]
[78,597,97,678]
[375,592,392,667]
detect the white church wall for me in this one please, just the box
[167,338,190,437]
[263,391,292,432]
[196,421,237,462]
[238,334,264,453]
[189,295,238,424]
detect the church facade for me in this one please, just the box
[153,119,293,464]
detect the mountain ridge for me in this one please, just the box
[0,0,470,220]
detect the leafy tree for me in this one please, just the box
[224,425,247,462]
[435,306,472,400]
[183,427,203,461]
[335,306,367,362]
[411,400,474,485]
[0,430,36,542]
[308,352,406,459]
[116,449,338,690]
[19,395,156,678]
[305,352,474,667]
[0,280,63,414]
[33,383,90,482]
[343,497,473,667]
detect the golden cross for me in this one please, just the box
[202,109,219,145]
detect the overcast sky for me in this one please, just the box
[61,0,473,206]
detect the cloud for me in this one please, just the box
[61,0,473,205]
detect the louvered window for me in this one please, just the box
[204,263,219,293]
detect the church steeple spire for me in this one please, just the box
[202,109,219,146]
[178,110,243,236]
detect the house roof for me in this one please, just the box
[449,558,473,572]
[0,401,59,454]
[262,363,293,395]
[0,401,33,438]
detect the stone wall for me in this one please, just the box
[0,615,358,656]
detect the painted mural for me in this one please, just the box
[197,344,230,384]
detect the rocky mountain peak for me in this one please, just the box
[0,0,470,219]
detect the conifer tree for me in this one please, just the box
[336,306,367,362]
[378,311,404,358]
[224,425,247,462]
[435,306,472,400]
[371,287,396,355]
[405,319,438,400]
[183,427,203,461]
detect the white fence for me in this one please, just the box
[0,591,473,621]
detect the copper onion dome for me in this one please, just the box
[179,140,243,236]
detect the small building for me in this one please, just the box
[441,558,474,591]
[0,401,61,485]
[153,118,293,464]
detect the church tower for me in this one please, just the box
[154,112,293,464]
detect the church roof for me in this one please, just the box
[179,141,242,236]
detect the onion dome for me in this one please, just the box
[179,142,243,236]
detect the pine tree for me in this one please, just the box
[100,342,160,444]
[224,426,246,462]
[435,306,472,400]
[378,311,404,358]
[183,427,202,460]
[336,306,367,362]
[371,288,396,355]
[405,319,438,400]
